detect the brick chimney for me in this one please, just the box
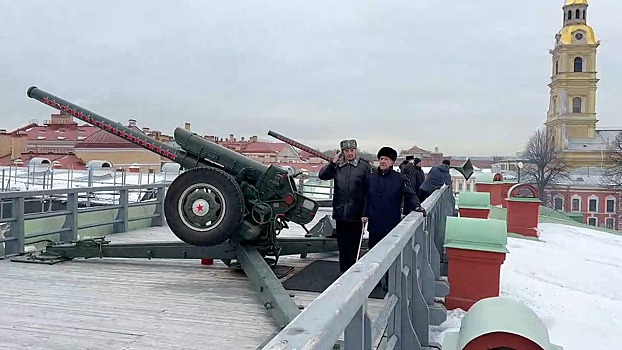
[184,122,191,131]
[241,136,245,142]
[229,133,234,141]
[251,135,258,142]
[128,119,137,127]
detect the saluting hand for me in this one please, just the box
[333,150,341,163]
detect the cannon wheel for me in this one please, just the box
[164,167,244,246]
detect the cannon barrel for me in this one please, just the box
[267,130,332,162]
[173,127,269,178]
[26,86,212,170]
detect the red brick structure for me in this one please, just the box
[546,167,620,231]
[506,184,541,238]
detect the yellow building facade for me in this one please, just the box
[545,0,620,168]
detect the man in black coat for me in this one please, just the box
[363,147,425,251]
[401,155,418,215]
[412,157,426,194]
[418,159,453,203]
[318,139,371,273]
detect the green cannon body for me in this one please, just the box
[27,86,319,247]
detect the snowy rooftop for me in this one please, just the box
[433,222,622,349]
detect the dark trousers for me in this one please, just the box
[335,220,363,273]
[368,230,389,291]
[368,230,387,251]
[418,188,432,203]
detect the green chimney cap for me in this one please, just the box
[444,217,508,253]
[442,297,564,350]
[474,172,503,184]
[458,192,491,210]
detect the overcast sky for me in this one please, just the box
[1,0,621,157]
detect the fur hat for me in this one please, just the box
[405,155,414,161]
[414,157,422,165]
[340,139,357,150]
[377,146,397,162]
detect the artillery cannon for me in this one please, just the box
[18,86,340,328]
[26,86,319,248]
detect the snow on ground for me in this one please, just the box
[433,223,622,349]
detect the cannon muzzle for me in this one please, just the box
[26,86,210,170]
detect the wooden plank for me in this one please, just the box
[0,208,389,349]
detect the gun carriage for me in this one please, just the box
[15,86,341,327]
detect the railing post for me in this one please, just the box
[5,197,25,255]
[151,185,166,227]
[113,189,129,233]
[344,305,372,350]
[61,192,79,242]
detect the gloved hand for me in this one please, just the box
[414,206,427,217]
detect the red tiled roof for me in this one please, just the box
[13,122,99,143]
[243,142,288,153]
[0,152,86,169]
[401,145,432,155]
[75,125,145,149]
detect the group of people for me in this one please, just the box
[318,138,453,274]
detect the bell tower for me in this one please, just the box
[545,0,600,150]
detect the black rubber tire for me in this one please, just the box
[164,167,245,246]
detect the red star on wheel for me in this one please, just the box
[196,204,204,212]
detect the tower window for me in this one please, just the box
[567,10,572,20]
[572,97,582,113]
[555,60,559,74]
[583,10,586,19]
[576,9,581,19]
[574,57,583,72]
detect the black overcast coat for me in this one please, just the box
[318,157,371,221]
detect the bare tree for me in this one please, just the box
[521,127,569,202]
[604,131,622,193]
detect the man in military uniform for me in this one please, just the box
[318,139,371,273]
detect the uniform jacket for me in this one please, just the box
[318,156,371,221]
[364,166,421,236]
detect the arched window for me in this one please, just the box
[567,10,572,20]
[574,57,583,72]
[576,9,581,19]
[573,97,582,113]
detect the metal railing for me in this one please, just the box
[0,183,167,257]
[262,185,454,349]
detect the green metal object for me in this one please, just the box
[442,297,564,350]
[457,192,491,210]
[444,217,508,253]
[26,86,319,250]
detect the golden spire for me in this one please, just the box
[565,0,588,5]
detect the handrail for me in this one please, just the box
[261,185,453,350]
[1,183,167,257]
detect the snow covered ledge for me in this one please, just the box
[442,296,563,350]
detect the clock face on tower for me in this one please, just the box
[575,32,584,40]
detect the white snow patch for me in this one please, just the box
[432,223,622,349]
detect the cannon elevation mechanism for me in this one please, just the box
[17,86,341,328]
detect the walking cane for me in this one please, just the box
[356,221,366,262]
